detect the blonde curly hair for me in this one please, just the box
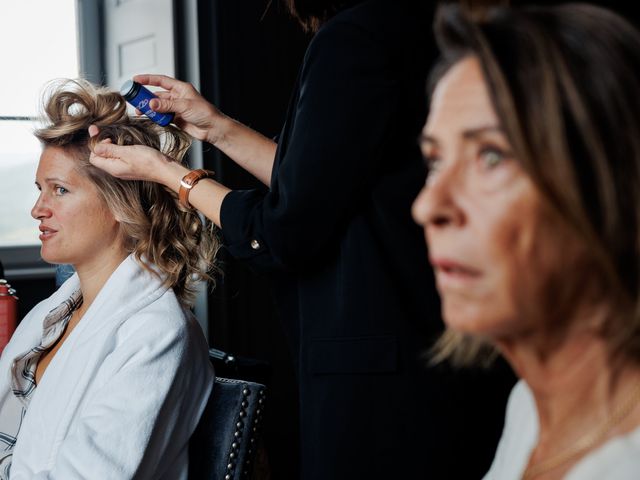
[35,79,219,306]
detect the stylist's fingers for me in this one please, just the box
[89,143,138,179]
[88,125,113,145]
[91,142,169,182]
[149,97,191,115]
[91,141,128,159]
[88,125,113,150]
[134,92,171,116]
[133,74,194,95]
[154,91,172,100]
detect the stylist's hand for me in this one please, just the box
[88,125,187,188]
[133,74,227,145]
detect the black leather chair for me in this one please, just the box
[189,370,267,480]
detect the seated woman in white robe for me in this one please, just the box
[0,79,218,479]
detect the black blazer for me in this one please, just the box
[221,1,515,478]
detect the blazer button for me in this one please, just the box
[250,239,261,250]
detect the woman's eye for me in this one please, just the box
[425,154,444,176]
[54,186,69,196]
[479,147,509,169]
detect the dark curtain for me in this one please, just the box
[190,1,310,478]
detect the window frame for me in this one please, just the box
[0,0,103,280]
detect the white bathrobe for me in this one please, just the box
[0,255,213,479]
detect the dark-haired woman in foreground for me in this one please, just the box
[413,4,640,479]
[0,80,216,479]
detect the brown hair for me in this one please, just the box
[282,0,361,31]
[282,0,509,33]
[35,79,219,306]
[429,3,640,365]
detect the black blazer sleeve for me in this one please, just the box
[220,18,400,272]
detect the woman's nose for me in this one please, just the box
[412,165,464,230]
[31,194,51,220]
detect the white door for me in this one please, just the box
[103,0,175,90]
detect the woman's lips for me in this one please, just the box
[430,257,481,288]
[39,226,58,241]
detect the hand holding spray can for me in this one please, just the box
[120,80,175,127]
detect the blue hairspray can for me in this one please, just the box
[120,80,174,127]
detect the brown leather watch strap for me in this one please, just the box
[179,169,215,209]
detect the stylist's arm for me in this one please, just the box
[133,74,277,185]
[89,131,230,227]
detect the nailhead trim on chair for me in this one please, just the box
[243,387,266,477]
[223,383,267,480]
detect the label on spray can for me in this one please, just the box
[120,80,175,127]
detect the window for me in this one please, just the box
[0,1,79,249]
[0,1,82,277]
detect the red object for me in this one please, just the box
[0,279,18,354]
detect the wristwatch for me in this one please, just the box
[179,169,215,209]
